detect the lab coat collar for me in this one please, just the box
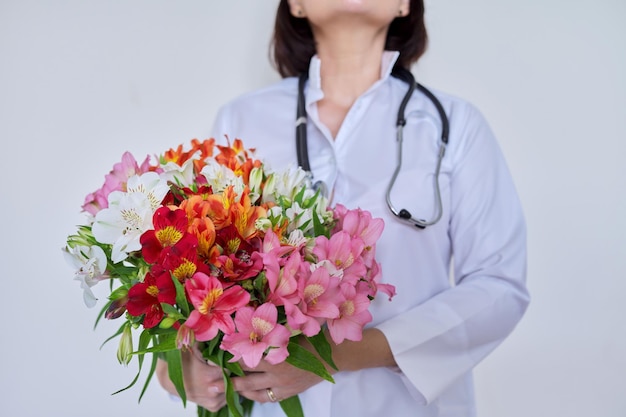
[306,50,401,106]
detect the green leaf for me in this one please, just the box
[253,271,267,292]
[93,299,113,330]
[285,341,334,383]
[223,359,245,378]
[197,405,230,417]
[165,348,187,406]
[138,349,159,403]
[136,330,152,363]
[131,337,176,355]
[111,368,141,395]
[200,334,223,360]
[279,395,305,417]
[312,206,326,237]
[172,273,190,316]
[131,331,176,355]
[306,332,337,371]
[241,398,254,416]
[161,302,184,318]
[108,285,129,301]
[293,185,307,205]
[219,351,244,417]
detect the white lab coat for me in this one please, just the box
[210,51,529,417]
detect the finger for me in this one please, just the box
[230,372,273,393]
[190,345,208,364]
[239,388,280,404]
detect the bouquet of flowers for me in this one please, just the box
[63,138,395,417]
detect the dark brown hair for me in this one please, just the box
[271,0,428,78]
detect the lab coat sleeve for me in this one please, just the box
[376,103,530,404]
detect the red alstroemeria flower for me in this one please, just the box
[141,207,190,264]
[216,251,264,282]
[162,184,213,206]
[184,272,250,341]
[126,270,176,328]
[157,234,210,282]
[215,225,256,256]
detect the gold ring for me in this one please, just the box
[266,387,278,402]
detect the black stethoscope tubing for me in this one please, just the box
[296,66,450,229]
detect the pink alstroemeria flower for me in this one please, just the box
[296,267,343,337]
[184,272,250,341]
[357,260,396,301]
[260,228,297,265]
[82,151,152,216]
[327,284,373,344]
[264,250,307,330]
[313,231,366,285]
[338,207,384,268]
[332,203,349,231]
[265,250,301,306]
[339,207,384,248]
[221,303,290,368]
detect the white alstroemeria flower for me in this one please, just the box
[311,259,343,280]
[268,205,283,218]
[248,167,263,203]
[92,172,169,263]
[159,158,196,188]
[285,202,313,233]
[63,244,109,307]
[125,172,170,211]
[286,229,307,248]
[200,160,244,196]
[273,165,308,199]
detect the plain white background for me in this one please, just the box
[1,1,624,416]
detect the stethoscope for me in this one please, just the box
[296,66,449,229]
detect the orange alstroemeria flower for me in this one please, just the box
[162,139,216,172]
[215,139,262,185]
[203,186,238,230]
[189,216,220,265]
[230,187,266,240]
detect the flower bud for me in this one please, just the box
[254,218,272,232]
[117,324,133,366]
[262,174,276,202]
[159,317,177,329]
[249,167,263,194]
[105,296,128,320]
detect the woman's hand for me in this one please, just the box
[156,347,226,412]
[228,359,327,403]
[215,328,395,403]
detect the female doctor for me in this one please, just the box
[157,1,530,416]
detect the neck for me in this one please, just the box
[314,27,387,106]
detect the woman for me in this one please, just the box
[157,1,529,416]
